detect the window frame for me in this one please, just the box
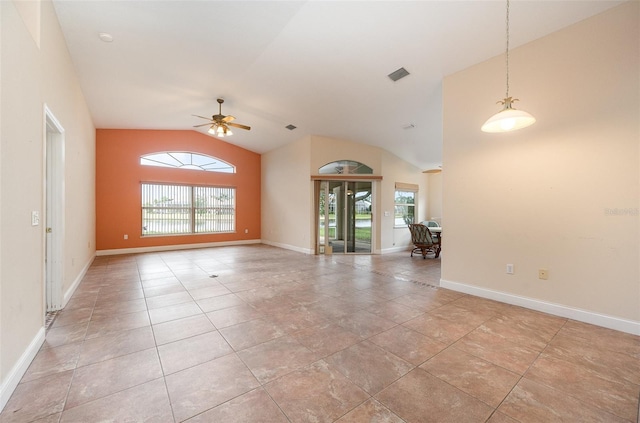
[394,183,418,228]
[140,151,235,173]
[141,182,236,236]
[318,160,373,175]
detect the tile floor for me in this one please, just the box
[1,245,639,423]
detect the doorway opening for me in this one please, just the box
[45,106,65,313]
[317,180,373,254]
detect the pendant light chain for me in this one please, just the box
[505,0,510,99]
[481,0,536,132]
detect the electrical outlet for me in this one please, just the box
[124,234,128,240]
[31,211,40,226]
[538,269,549,280]
[245,229,249,234]
[506,264,514,274]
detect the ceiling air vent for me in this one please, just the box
[388,67,410,82]
[285,124,297,130]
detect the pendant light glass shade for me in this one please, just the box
[481,98,536,133]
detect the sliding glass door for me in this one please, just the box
[318,180,372,254]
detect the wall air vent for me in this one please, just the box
[388,67,410,82]
[285,124,297,130]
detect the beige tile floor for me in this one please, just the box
[2,245,639,423]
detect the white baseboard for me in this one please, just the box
[440,279,640,336]
[260,241,408,256]
[96,239,261,256]
[261,240,313,255]
[63,253,96,306]
[0,327,45,413]
[381,245,411,254]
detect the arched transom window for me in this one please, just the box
[140,152,235,173]
[318,160,373,175]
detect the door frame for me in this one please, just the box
[43,105,65,312]
[314,177,377,255]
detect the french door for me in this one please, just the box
[317,180,372,254]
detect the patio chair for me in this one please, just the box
[408,223,441,259]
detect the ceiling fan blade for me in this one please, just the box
[193,123,213,128]
[222,115,236,123]
[228,122,251,131]
[193,114,213,120]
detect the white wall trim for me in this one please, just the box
[381,246,411,254]
[97,239,401,259]
[441,279,640,336]
[260,240,407,256]
[63,253,96,306]
[261,240,313,255]
[96,239,261,256]
[0,327,45,413]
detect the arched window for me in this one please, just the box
[318,160,373,175]
[140,152,235,173]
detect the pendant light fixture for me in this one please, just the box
[481,0,535,133]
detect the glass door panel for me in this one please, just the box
[347,181,372,253]
[318,181,338,253]
[329,181,342,252]
[317,180,372,254]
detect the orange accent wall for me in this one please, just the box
[96,129,261,251]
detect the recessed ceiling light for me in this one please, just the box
[98,32,114,43]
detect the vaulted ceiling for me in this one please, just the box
[52,1,622,171]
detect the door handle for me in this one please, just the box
[46,227,53,233]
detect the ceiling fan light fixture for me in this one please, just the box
[482,0,535,133]
[194,98,251,137]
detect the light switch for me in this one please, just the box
[31,211,40,226]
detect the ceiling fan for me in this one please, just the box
[193,98,251,137]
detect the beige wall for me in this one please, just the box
[0,0,4,407]
[427,172,442,225]
[262,136,313,253]
[442,2,639,332]
[1,0,95,409]
[380,150,425,253]
[261,135,425,254]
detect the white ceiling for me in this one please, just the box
[52,0,622,171]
